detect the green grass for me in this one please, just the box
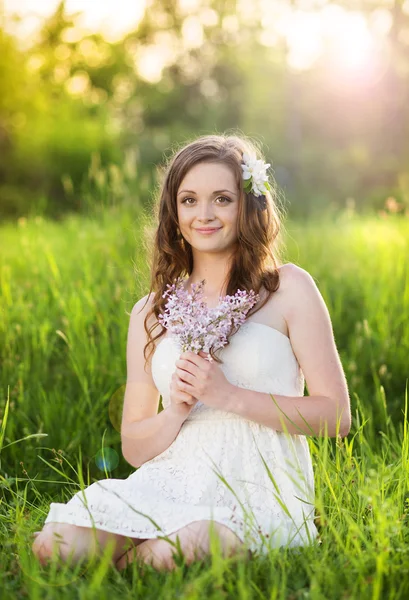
[1,205,409,598]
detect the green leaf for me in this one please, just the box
[244,178,253,192]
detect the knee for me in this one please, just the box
[215,525,245,557]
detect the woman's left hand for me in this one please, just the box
[174,350,233,410]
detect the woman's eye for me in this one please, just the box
[181,196,231,205]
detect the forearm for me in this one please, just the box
[121,406,187,468]
[224,384,350,438]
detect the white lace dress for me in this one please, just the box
[44,321,319,554]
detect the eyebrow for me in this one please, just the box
[177,189,237,196]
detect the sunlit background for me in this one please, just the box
[1,0,408,218]
[3,0,147,43]
[2,0,395,71]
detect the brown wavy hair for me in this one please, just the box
[139,132,287,370]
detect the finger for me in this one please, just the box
[185,395,198,405]
[171,386,195,403]
[180,352,209,369]
[176,367,194,384]
[179,353,201,368]
[176,377,194,394]
[176,359,200,378]
[175,394,194,404]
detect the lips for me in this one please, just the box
[195,227,221,232]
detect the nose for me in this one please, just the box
[198,201,215,222]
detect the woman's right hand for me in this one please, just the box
[169,369,199,418]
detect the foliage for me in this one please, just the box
[1,1,409,219]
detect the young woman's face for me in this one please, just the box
[176,161,240,253]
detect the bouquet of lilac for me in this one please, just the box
[158,277,260,361]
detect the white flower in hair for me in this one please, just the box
[241,151,271,197]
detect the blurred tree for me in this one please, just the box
[1,0,409,219]
[0,1,122,218]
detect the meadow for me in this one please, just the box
[1,203,409,599]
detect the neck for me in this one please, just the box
[187,247,236,297]
[186,251,234,296]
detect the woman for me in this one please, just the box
[32,133,351,572]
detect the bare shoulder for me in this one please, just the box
[131,291,156,316]
[129,291,165,353]
[130,291,158,327]
[278,262,316,286]
[277,263,319,316]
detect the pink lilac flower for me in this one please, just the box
[158,277,259,361]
